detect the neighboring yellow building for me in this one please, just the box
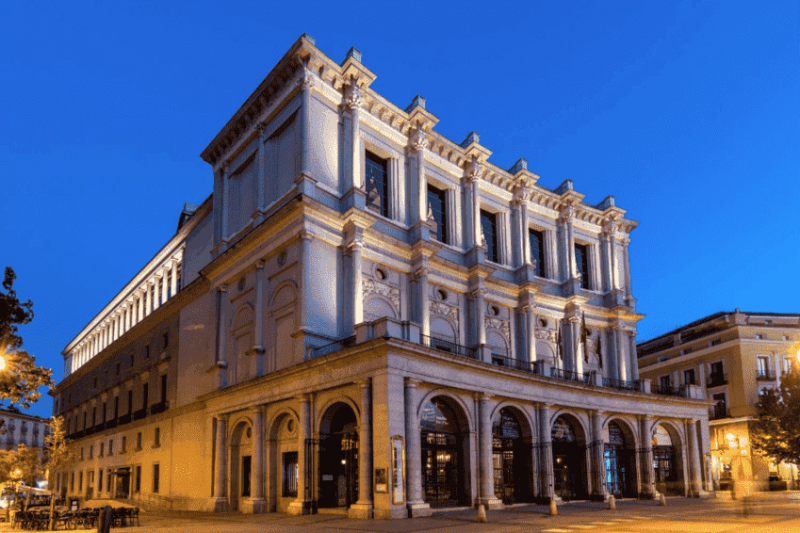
[638,310,800,493]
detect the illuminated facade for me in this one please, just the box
[638,310,800,493]
[52,35,713,518]
[0,408,49,451]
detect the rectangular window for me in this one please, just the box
[160,374,167,404]
[79,471,83,491]
[100,443,104,457]
[92,407,96,427]
[98,470,102,492]
[681,348,692,355]
[122,436,126,452]
[142,383,148,411]
[136,432,142,450]
[135,466,141,493]
[145,345,150,359]
[529,229,546,278]
[128,390,133,415]
[109,439,113,455]
[684,368,696,385]
[480,209,498,263]
[153,464,160,493]
[427,184,447,243]
[162,332,169,349]
[106,470,111,492]
[710,361,724,376]
[365,151,389,218]
[80,447,84,460]
[70,473,74,492]
[154,427,160,447]
[784,358,794,375]
[114,397,119,419]
[101,403,106,423]
[755,334,763,340]
[757,356,769,378]
[710,339,722,347]
[283,452,298,497]
[659,375,671,389]
[574,243,589,289]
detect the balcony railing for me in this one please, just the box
[550,367,590,384]
[105,419,118,430]
[490,354,539,375]
[654,385,686,397]
[133,408,147,421]
[421,335,480,360]
[711,402,728,420]
[312,335,357,358]
[603,377,640,392]
[150,401,167,415]
[118,413,132,426]
[707,373,727,388]
[756,369,774,381]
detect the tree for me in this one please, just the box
[750,369,800,465]
[13,443,43,511]
[0,267,53,409]
[44,417,74,531]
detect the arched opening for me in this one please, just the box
[420,396,471,507]
[552,415,588,501]
[604,420,637,498]
[229,421,253,512]
[268,412,299,513]
[318,402,358,509]
[492,407,533,503]
[653,423,684,496]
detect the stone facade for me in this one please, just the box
[638,310,800,493]
[0,408,49,451]
[52,34,713,518]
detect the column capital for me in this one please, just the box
[298,68,316,92]
[216,413,230,423]
[404,377,421,388]
[409,126,428,152]
[295,393,311,403]
[464,157,484,181]
[512,186,530,206]
[344,82,363,110]
[256,122,267,138]
[217,284,228,294]
[588,409,606,417]
[256,259,265,271]
[473,391,492,402]
[299,229,315,242]
[558,204,575,224]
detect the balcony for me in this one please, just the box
[550,367,591,384]
[105,419,118,430]
[490,354,539,375]
[756,369,774,381]
[707,373,727,388]
[654,384,686,397]
[150,401,167,415]
[117,413,132,426]
[421,335,480,360]
[133,408,147,421]
[711,402,728,420]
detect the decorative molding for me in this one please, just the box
[345,83,364,110]
[362,278,400,312]
[535,329,557,342]
[409,127,428,151]
[485,317,510,344]
[430,301,458,324]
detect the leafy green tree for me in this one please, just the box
[751,369,800,465]
[0,267,53,409]
[44,417,74,530]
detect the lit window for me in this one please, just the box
[684,369,696,385]
[365,151,389,218]
[283,452,298,497]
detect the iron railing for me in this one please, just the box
[756,369,774,381]
[707,373,727,388]
[654,385,686,397]
[550,367,590,384]
[312,335,357,358]
[490,354,539,375]
[603,377,640,392]
[421,335,480,360]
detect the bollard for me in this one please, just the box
[659,493,666,507]
[549,499,558,516]
[608,494,616,510]
[99,505,112,533]
[477,504,487,523]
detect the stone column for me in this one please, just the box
[137,291,144,324]
[254,260,265,375]
[346,83,363,189]
[161,269,168,306]
[299,231,313,337]
[612,326,627,382]
[289,395,311,515]
[256,123,267,215]
[145,281,153,316]
[404,378,429,516]
[639,415,655,498]
[171,258,179,297]
[152,273,161,310]
[249,407,265,512]
[216,286,228,366]
[351,237,364,329]
[472,175,481,248]
[526,306,537,362]
[351,379,373,518]
[213,415,229,509]
[413,268,430,337]
[622,238,632,298]
[410,127,428,224]
[590,410,607,499]
[299,68,314,178]
[221,163,230,243]
[477,393,500,508]
[628,333,639,381]
[515,190,530,266]
[473,289,486,348]
[538,404,555,500]
[687,419,703,497]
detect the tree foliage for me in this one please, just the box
[751,369,800,465]
[45,417,74,530]
[0,267,53,409]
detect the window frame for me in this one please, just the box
[427,183,448,244]
[574,242,590,289]
[365,150,390,218]
[529,228,547,278]
[480,209,499,263]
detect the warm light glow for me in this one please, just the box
[0,356,5,371]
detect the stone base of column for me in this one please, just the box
[287,499,313,515]
[407,501,432,517]
[240,497,266,514]
[638,488,657,500]
[347,501,373,519]
[589,491,607,502]
[476,498,504,510]
[206,497,229,512]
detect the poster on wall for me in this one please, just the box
[391,435,405,504]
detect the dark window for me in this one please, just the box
[710,339,722,347]
[108,440,113,455]
[114,397,119,419]
[96,470,100,492]
[106,469,111,491]
[130,355,134,368]
[713,393,726,415]
[365,151,389,217]
[684,369,696,385]
[162,332,169,349]
[480,210,498,263]
[142,383,148,410]
[529,229,546,277]
[128,390,133,415]
[100,443,104,457]
[757,356,769,377]
[79,471,83,491]
[136,432,142,450]
[101,403,106,423]
[283,452,298,497]
[659,375,671,389]
[427,184,447,243]
[574,243,589,289]
[710,361,724,376]
[122,436,126,452]
[153,464,160,493]
[135,466,141,493]
[160,374,167,404]
[92,407,96,427]
[241,455,251,497]
[154,427,160,447]
[116,363,120,375]
[145,345,150,359]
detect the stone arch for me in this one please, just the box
[550,411,589,500]
[317,401,360,509]
[229,418,254,511]
[536,341,555,360]
[651,419,686,496]
[269,280,298,308]
[602,416,639,449]
[232,304,254,331]
[230,305,255,386]
[267,408,300,513]
[364,294,397,322]
[491,403,535,503]
[486,329,508,356]
[490,402,534,438]
[550,410,589,441]
[315,395,360,434]
[416,389,474,433]
[430,315,457,341]
[269,280,298,371]
[602,416,638,498]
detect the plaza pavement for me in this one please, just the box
[1,493,798,532]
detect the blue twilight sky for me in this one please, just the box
[1,1,799,419]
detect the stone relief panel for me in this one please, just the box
[362,278,400,315]
[485,317,510,345]
[430,301,458,324]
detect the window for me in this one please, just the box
[153,464,160,493]
[92,407,96,427]
[99,443,104,457]
[480,209,498,263]
[154,427,160,447]
[135,466,141,493]
[128,390,133,415]
[70,472,74,492]
[365,151,389,217]
[114,397,119,419]
[80,447,84,460]
[713,392,726,417]
[283,452,298,497]
[145,345,150,359]
[710,339,722,347]
[130,355,134,368]
[142,383,148,411]
[136,432,142,450]
[529,229,546,277]
[784,358,794,375]
[427,184,447,243]
[121,436,126,452]
[681,348,692,356]
[574,243,589,289]
[684,368,696,385]
[108,439,113,455]
[755,334,763,340]
[98,470,102,492]
[757,356,769,378]
[107,470,111,491]
[659,375,671,389]
[101,403,106,423]
[162,332,169,349]
[79,471,83,491]
[116,363,120,375]
[160,374,167,404]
